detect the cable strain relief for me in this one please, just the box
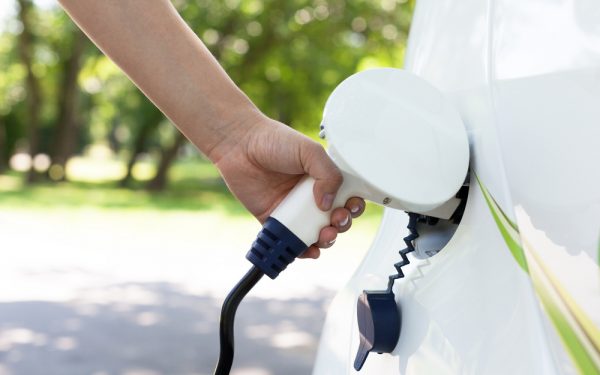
[246,217,309,279]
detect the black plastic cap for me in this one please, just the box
[354,291,401,371]
[246,217,309,279]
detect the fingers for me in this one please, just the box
[299,142,343,211]
[329,197,365,233]
[316,225,338,247]
[299,226,337,259]
[299,245,321,259]
[301,197,367,260]
[346,197,365,218]
[331,207,352,233]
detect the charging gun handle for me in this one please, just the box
[245,175,355,279]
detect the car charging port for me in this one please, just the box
[354,181,469,371]
[413,184,468,260]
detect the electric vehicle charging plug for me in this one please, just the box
[246,217,309,279]
[213,68,469,375]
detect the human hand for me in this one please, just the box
[58,0,364,258]
[210,112,365,259]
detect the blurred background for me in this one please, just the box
[0,1,413,374]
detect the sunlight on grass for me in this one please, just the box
[66,156,126,182]
[63,154,222,184]
[0,174,22,191]
[0,156,384,227]
[131,162,155,181]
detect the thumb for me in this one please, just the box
[299,141,343,211]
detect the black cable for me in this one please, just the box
[386,212,419,293]
[214,266,264,375]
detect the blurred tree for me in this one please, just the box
[147,132,187,191]
[48,27,87,179]
[0,117,5,173]
[15,0,42,183]
[0,0,414,191]
[144,0,413,190]
[0,25,24,171]
[120,93,164,187]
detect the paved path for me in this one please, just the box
[0,210,375,375]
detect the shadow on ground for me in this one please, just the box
[0,282,333,375]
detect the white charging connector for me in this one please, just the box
[250,68,470,267]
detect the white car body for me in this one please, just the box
[313,0,600,374]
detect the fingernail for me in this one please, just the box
[339,215,349,227]
[328,239,336,245]
[322,193,334,210]
[350,205,360,214]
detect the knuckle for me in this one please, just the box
[331,168,343,185]
[306,141,324,157]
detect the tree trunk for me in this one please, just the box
[16,0,42,183]
[119,119,158,187]
[50,29,86,180]
[0,117,6,173]
[146,132,187,191]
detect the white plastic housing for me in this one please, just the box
[271,68,469,246]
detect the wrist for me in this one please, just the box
[204,105,267,164]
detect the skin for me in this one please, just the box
[58,0,365,258]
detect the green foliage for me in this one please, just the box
[0,0,413,188]
[177,0,412,130]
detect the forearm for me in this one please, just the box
[59,0,261,161]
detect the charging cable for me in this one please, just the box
[213,217,309,375]
[214,266,264,375]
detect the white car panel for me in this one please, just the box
[314,0,600,373]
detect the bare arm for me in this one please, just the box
[59,0,366,258]
[59,0,256,162]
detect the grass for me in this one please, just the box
[0,157,383,225]
[0,160,242,214]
